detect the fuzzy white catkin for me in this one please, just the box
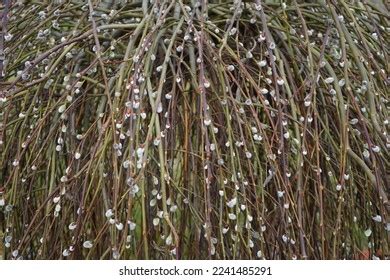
[83,240,93,249]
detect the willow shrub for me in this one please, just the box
[0,0,389,260]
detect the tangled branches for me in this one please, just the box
[0,0,389,260]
